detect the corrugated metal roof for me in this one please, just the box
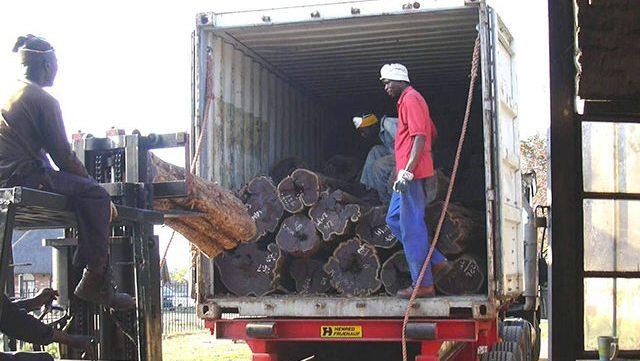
[208,7,479,104]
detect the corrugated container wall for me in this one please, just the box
[195,32,329,188]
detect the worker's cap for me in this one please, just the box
[353,114,379,129]
[380,63,410,83]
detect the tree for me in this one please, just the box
[520,133,549,206]
[170,267,189,283]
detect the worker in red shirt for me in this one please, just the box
[381,64,448,298]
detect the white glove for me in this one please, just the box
[393,169,414,193]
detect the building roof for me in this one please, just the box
[12,230,63,275]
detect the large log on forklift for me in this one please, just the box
[150,154,257,257]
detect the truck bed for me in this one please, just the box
[198,294,493,320]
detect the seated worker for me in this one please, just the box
[1,288,93,360]
[354,113,398,203]
[0,35,134,310]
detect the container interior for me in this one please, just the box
[199,6,489,301]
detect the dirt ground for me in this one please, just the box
[163,332,251,361]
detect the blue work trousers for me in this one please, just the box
[9,167,111,269]
[386,179,446,287]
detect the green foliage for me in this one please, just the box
[171,268,189,282]
[520,133,548,206]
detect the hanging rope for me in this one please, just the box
[190,47,215,173]
[401,34,481,361]
[160,47,215,271]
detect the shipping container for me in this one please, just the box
[193,0,523,322]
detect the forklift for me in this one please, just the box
[0,129,190,360]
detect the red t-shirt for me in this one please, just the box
[394,86,437,179]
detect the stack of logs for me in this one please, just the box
[214,165,487,297]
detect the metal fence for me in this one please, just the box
[161,281,202,337]
[12,284,202,339]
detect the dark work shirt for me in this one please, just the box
[0,81,88,187]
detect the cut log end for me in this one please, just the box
[356,206,397,249]
[215,242,284,297]
[323,238,381,297]
[435,254,485,295]
[275,214,322,258]
[241,176,284,241]
[289,258,332,295]
[309,190,362,241]
[277,169,323,213]
[380,251,412,296]
[427,202,482,257]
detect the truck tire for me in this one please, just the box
[501,325,529,361]
[481,351,517,361]
[503,318,535,361]
[491,341,523,361]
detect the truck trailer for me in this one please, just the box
[192,1,541,360]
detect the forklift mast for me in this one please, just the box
[0,129,189,361]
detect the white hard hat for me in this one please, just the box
[380,63,410,83]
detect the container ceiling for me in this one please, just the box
[210,7,479,106]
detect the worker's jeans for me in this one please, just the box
[360,145,395,203]
[386,179,446,287]
[44,169,110,269]
[10,168,110,269]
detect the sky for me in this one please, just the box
[0,0,549,274]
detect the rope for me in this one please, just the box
[159,229,177,271]
[160,48,214,270]
[190,48,215,173]
[401,35,481,361]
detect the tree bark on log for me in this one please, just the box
[355,206,398,249]
[309,190,362,241]
[162,218,222,258]
[380,251,412,296]
[275,214,322,258]
[435,253,485,295]
[239,176,284,241]
[151,154,256,257]
[215,242,284,297]
[425,201,481,257]
[277,168,325,213]
[289,258,332,295]
[323,238,381,296]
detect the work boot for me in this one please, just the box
[396,285,436,299]
[74,268,136,310]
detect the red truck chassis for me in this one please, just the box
[207,318,498,361]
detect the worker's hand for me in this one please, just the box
[53,331,95,359]
[72,335,96,360]
[33,288,59,308]
[393,169,414,193]
[109,201,118,223]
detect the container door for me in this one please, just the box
[481,6,524,299]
